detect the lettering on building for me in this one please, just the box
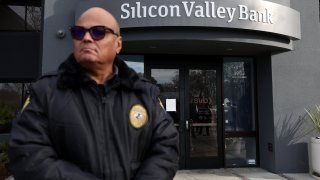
[121,1,273,24]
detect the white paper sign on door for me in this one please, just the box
[166,99,176,112]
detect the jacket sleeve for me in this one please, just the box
[134,87,179,180]
[8,81,101,180]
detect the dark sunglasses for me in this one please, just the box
[69,25,119,41]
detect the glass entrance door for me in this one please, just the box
[147,65,222,169]
[186,67,222,168]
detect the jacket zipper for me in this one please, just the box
[101,95,107,180]
[95,84,108,180]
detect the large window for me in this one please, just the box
[1,1,42,81]
[0,0,42,136]
[223,57,257,167]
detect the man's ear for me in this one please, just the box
[116,36,122,54]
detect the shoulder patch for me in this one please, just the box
[158,98,165,110]
[21,95,31,112]
[129,104,148,128]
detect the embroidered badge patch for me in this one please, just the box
[129,104,148,128]
[158,98,165,110]
[21,95,31,112]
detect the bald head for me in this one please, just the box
[77,7,120,35]
[72,6,123,84]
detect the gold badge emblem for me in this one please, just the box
[129,104,148,128]
[21,95,31,112]
[158,98,165,110]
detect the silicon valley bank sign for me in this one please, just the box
[121,2,273,24]
[76,0,301,39]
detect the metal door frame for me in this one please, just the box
[145,55,223,169]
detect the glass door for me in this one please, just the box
[147,64,222,169]
[186,66,222,168]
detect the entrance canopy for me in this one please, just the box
[121,27,292,55]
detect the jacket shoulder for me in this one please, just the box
[30,71,58,96]
[38,71,58,80]
[139,77,160,101]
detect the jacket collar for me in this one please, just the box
[57,54,147,92]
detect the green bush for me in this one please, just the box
[0,143,9,168]
[0,104,14,125]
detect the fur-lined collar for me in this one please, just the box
[57,54,147,92]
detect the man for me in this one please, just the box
[8,7,179,180]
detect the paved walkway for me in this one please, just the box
[4,168,317,180]
[173,168,316,180]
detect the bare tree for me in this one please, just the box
[27,6,41,31]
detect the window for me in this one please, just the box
[118,55,145,76]
[225,137,257,166]
[0,1,42,81]
[0,2,41,135]
[223,58,255,132]
[0,2,42,31]
[223,57,257,167]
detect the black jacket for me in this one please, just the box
[8,54,179,180]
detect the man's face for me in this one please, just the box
[73,8,122,68]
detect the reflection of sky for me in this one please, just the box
[125,61,144,73]
[118,55,144,74]
[152,69,178,84]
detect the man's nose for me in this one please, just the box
[82,31,93,41]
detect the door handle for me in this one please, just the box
[186,120,189,130]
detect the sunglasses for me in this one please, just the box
[69,25,119,41]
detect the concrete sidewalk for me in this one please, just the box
[173,168,316,180]
[4,168,316,180]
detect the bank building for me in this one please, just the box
[0,0,319,175]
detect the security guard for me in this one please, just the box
[8,7,179,180]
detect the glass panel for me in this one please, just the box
[0,83,24,134]
[189,69,217,157]
[118,55,144,76]
[26,6,42,31]
[1,5,42,31]
[151,69,180,130]
[225,137,257,166]
[223,58,255,132]
[1,5,26,31]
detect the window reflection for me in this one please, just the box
[0,83,25,134]
[223,58,255,132]
[151,69,180,128]
[189,69,217,157]
[1,4,42,31]
[223,57,257,167]
[118,55,144,76]
[225,137,257,167]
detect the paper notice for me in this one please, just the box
[166,99,176,112]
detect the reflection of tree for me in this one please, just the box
[6,3,42,31]
[189,70,216,106]
[151,71,179,92]
[224,62,249,98]
[224,61,253,131]
[0,83,23,110]
[27,6,42,31]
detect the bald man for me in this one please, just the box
[8,7,179,180]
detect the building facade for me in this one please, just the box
[1,0,319,174]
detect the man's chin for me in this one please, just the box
[76,55,98,63]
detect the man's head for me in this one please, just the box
[71,7,122,70]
